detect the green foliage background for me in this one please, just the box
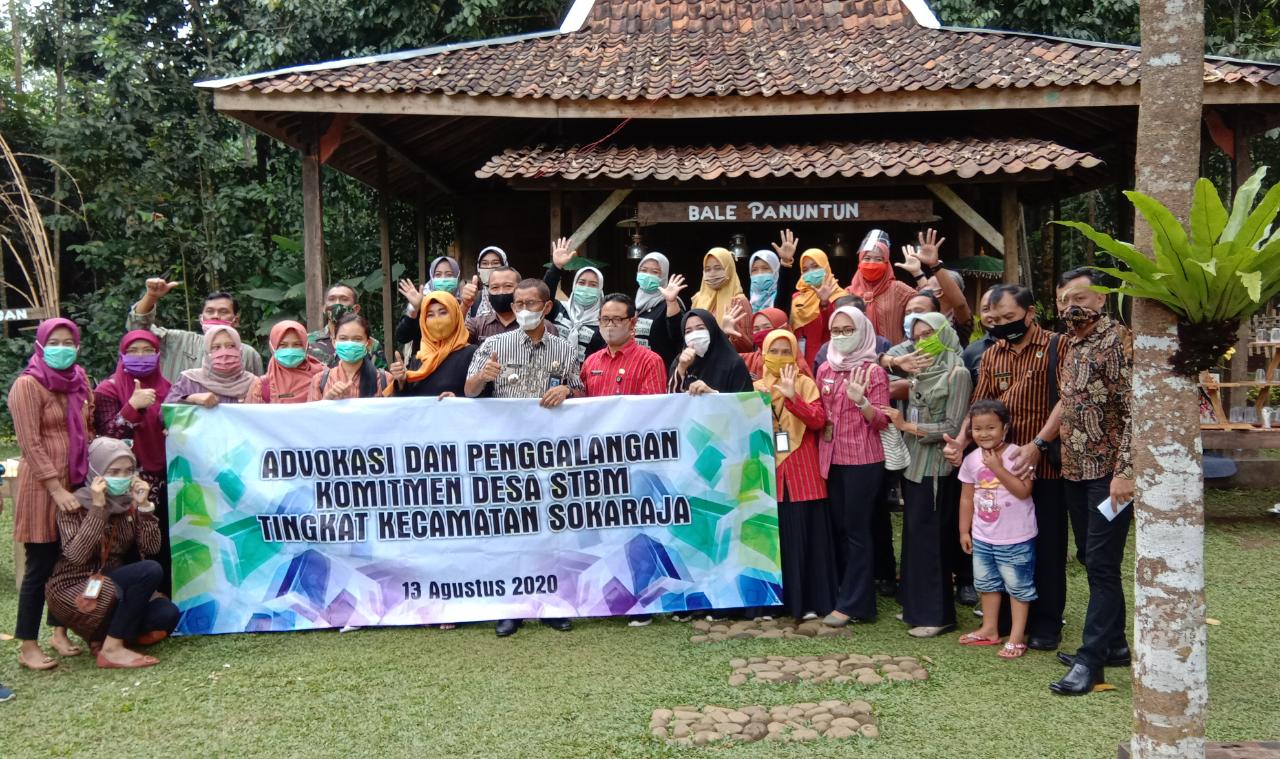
[0,0,1277,434]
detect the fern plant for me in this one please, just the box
[1056,167,1280,375]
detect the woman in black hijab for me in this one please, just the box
[668,308,753,395]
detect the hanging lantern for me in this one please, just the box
[627,231,647,260]
[729,233,748,261]
[832,233,850,258]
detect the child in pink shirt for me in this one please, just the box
[957,399,1038,659]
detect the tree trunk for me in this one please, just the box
[8,0,21,93]
[1131,0,1207,757]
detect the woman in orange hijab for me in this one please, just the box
[845,229,918,344]
[388,291,483,398]
[246,321,325,404]
[790,248,839,367]
[690,247,754,353]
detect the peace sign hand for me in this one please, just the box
[772,229,798,266]
[660,274,687,303]
[777,363,798,400]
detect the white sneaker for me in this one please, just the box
[802,612,818,621]
[339,624,361,633]
[627,616,653,627]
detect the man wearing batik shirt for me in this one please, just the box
[1049,267,1134,696]
[465,277,584,638]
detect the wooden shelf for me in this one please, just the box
[1201,381,1280,388]
[1203,428,1280,450]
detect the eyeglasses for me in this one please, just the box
[830,328,857,337]
[512,300,544,311]
[599,317,631,327]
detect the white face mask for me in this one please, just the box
[830,334,858,354]
[478,268,493,286]
[515,309,543,332]
[601,325,630,346]
[685,329,711,357]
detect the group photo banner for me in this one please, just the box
[162,392,781,635]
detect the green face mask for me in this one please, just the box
[433,277,458,294]
[636,273,661,293]
[801,269,827,288]
[915,333,951,357]
[327,303,355,323]
[334,341,367,363]
[105,476,132,497]
[42,345,78,370]
[573,286,601,307]
[274,347,306,368]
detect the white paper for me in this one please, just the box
[1097,497,1132,522]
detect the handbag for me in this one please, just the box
[880,425,911,472]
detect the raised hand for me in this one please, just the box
[896,246,924,278]
[145,277,180,300]
[389,351,407,383]
[397,278,424,310]
[771,229,798,266]
[845,364,869,405]
[720,301,746,336]
[777,363,798,399]
[916,228,945,268]
[480,354,502,383]
[460,276,479,306]
[89,477,108,508]
[660,273,687,303]
[551,237,577,269]
[128,378,157,411]
[677,346,697,370]
[817,279,836,304]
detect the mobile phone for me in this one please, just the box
[83,577,103,600]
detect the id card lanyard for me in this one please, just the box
[772,403,791,454]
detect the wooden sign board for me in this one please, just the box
[636,199,934,224]
[0,307,50,323]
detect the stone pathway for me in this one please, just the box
[728,653,929,686]
[687,617,853,642]
[650,700,879,746]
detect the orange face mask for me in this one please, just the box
[858,260,889,282]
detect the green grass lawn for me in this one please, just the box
[1,486,1277,759]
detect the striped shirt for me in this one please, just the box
[580,339,667,397]
[815,362,889,474]
[972,323,1068,480]
[8,375,95,544]
[465,312,559,345]
[469,328,584,399]
[902,365,972,484]
[774,395,829,503]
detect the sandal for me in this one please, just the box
[959,632,1001,646]
[438,624,457,631]
[998,642,1028,659]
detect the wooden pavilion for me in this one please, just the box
[196,0,1280,336]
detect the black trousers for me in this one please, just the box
[778,498,837,619]
[105,560,180,641]
[16,542,61,640]
[872,469,899,583]
[899,476,958,628]
[1066,478,1090,563]
[995,477,1069,638]
[1066,477,1131,669]
[828,463,883,620]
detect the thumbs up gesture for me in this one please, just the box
[460,275,480,307]
[942,433,963,467]
[128,378,157,411]
[389,351,408,383]
[480,353,502,382]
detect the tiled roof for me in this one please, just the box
[476,137,1104,181]
[216,1,1280,98]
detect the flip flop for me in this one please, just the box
[999,642,1028,660]
[958,632,1002,646]
[96,652,159,669]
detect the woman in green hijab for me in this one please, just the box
[883,312,972,638]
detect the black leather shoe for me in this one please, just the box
[495,619,521,637]
[544,618,572,632]
[1056,647,1131,668]
[876,579,898,597]
[1027,635,1061,651]
[955,584,979,606]
[1049,663,1103,695]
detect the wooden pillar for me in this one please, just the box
[376,147,394,362]
[301,138,325,332]
[549,189,563,242]
[1000,185,1020,284]
[415,185,428,285]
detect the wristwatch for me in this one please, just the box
[1032,437,1050,454]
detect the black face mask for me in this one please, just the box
[489,293,514,314]
[988,316,1029,343]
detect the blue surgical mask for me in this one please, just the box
[573,287,601,307]
[42,345,78,370]
[636,273,661,293]
[105,476,133,497]
[802,269,827,288]
[750,273,775,292]
[274,347,306,368]
[334,341,367,363]
[432,277,458,294]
